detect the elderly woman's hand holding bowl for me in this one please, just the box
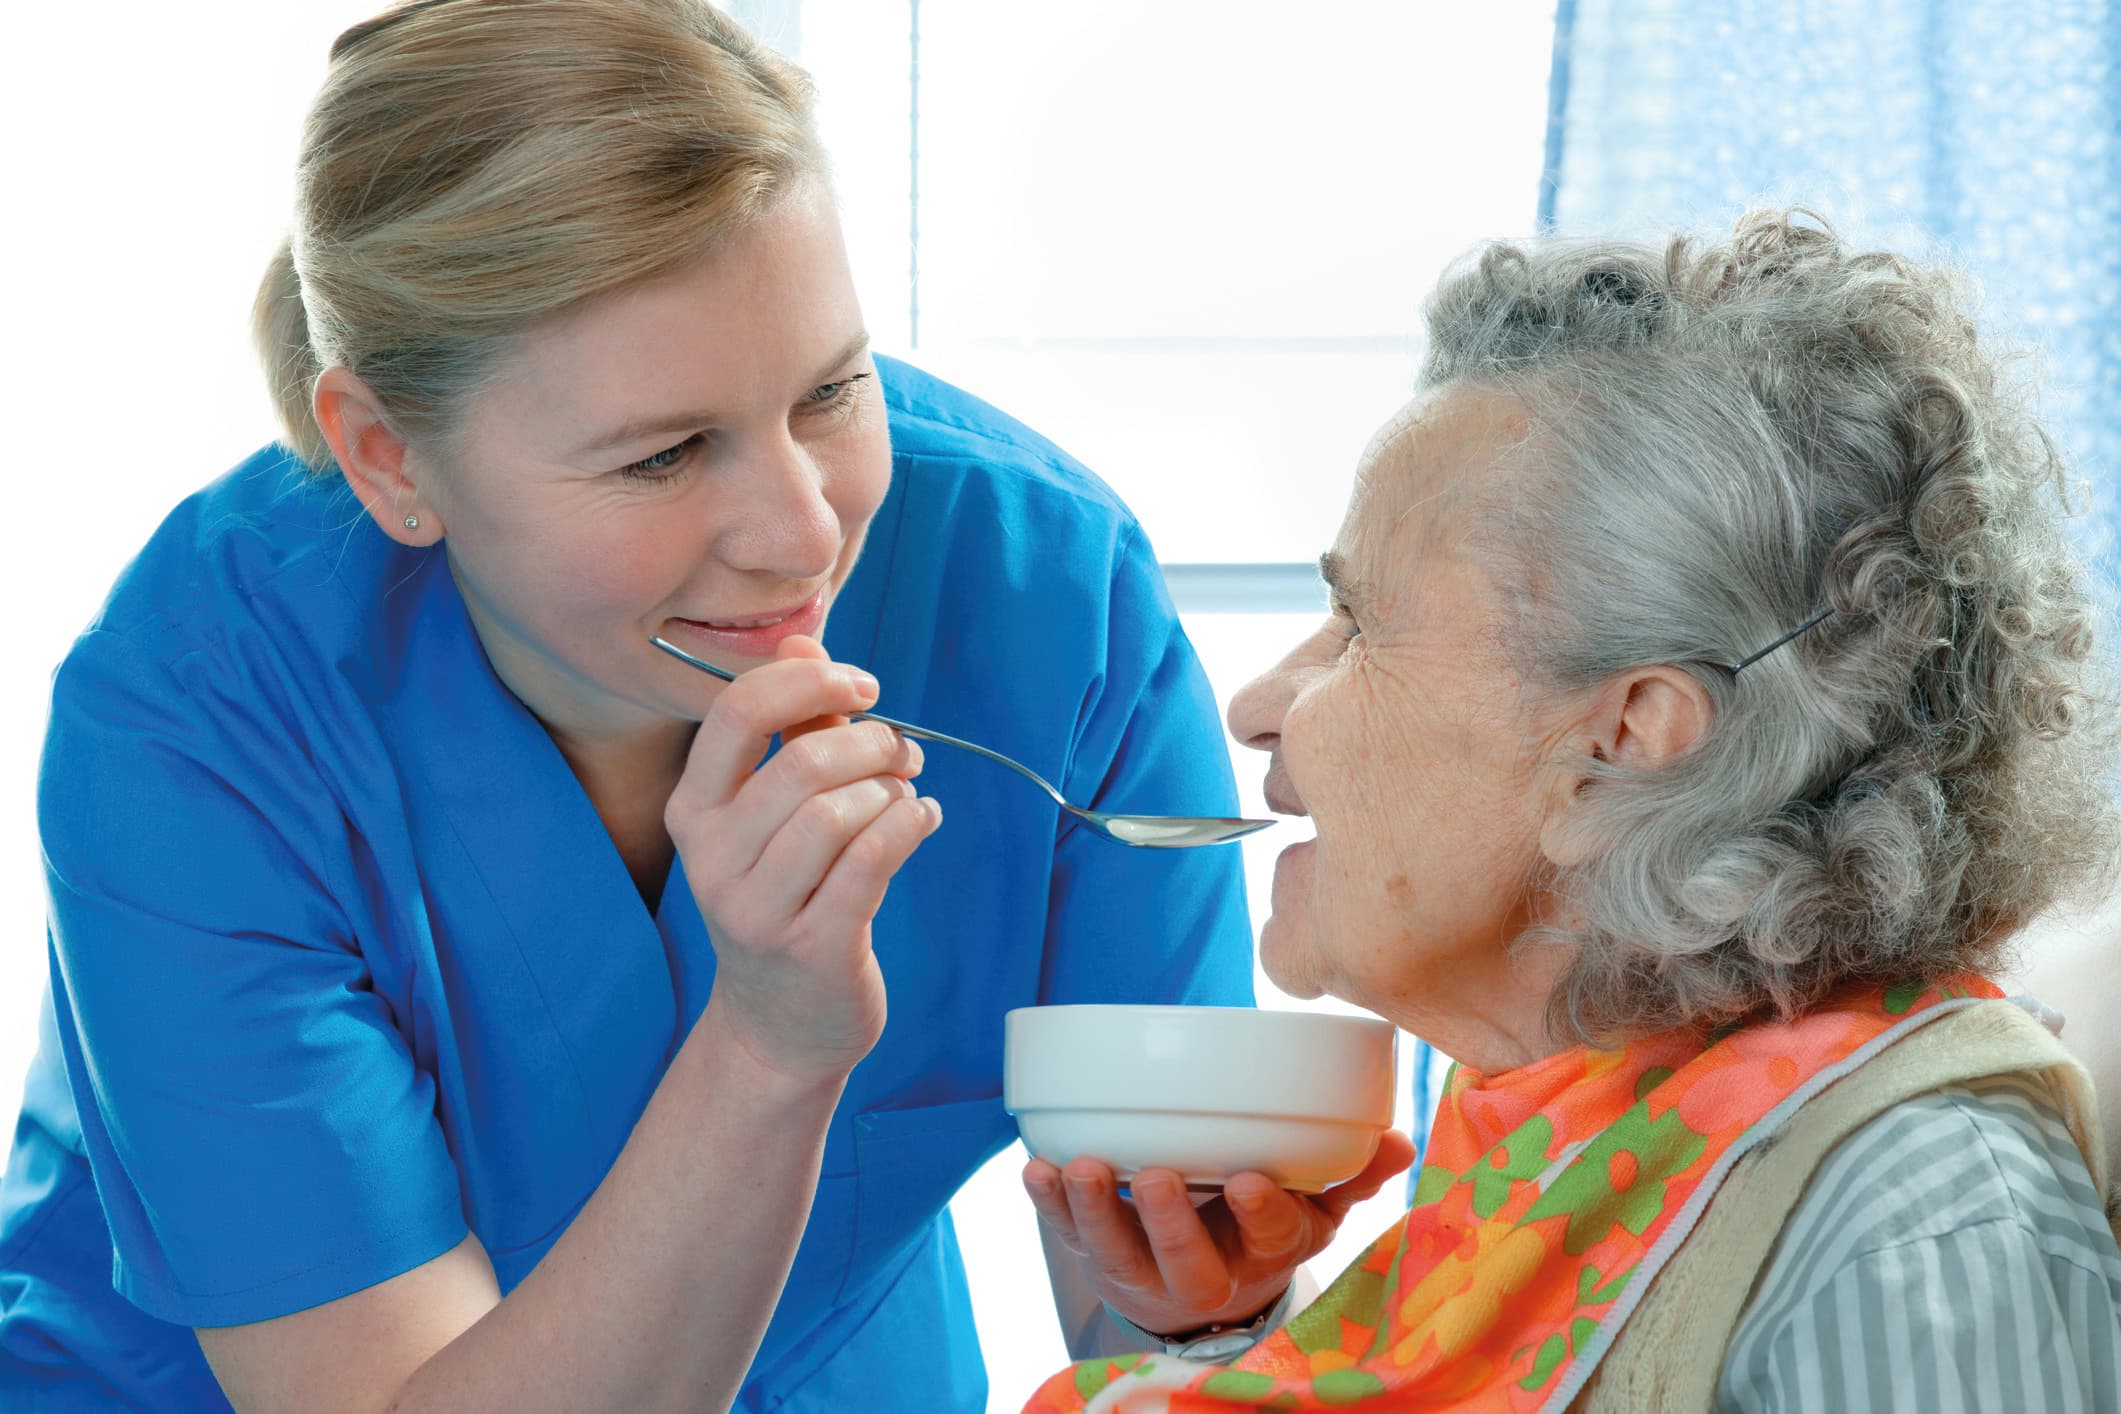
[1022,210,2121,1412]
[1008,1001,1409,1354]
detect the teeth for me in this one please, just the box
[706,612,790,630]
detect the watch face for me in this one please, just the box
[1169,1332,1263,1363]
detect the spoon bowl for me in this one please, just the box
[650,635,1275,849]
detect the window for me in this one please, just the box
[788,0,1553,568]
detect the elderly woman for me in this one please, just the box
[1024,212,2121,1412]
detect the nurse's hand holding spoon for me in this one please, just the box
[669,633,942,1087]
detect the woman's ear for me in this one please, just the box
[314,367,443,546]
[1538,666,1712,867]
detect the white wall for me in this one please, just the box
[2,6,368,1108]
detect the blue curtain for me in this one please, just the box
[1540,0,2121,592]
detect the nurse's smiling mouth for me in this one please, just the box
[665,589,830,659]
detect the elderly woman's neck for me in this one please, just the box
[1413,1013,1567,1077]
[1382,949,1574,1077]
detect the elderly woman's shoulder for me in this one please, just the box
[1715,1072,2121,1411]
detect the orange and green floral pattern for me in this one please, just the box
[1023,977,2000,1413]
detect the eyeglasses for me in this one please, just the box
[1710,605,1835,679]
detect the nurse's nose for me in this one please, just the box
[719,432,843,581]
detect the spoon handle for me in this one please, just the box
[649,635,743,682]
[649,636,1070,810]
[848,711,1070,810]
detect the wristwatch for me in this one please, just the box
[1105,1284,1297,1363]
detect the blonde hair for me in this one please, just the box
[253,0,823,474]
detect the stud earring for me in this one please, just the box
[403,514,421,531]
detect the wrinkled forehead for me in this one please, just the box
[1341,386,1533,563]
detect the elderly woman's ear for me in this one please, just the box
[1536,664,1712,867]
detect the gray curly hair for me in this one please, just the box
[1422,209,2120,1043]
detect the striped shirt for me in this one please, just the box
[1717,1072,2121,1413]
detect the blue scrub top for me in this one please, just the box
[0,358,1254,1412]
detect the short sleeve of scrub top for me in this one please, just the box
[1,355,1256,1413]
[39,627,468,1325]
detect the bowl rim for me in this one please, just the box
[1007,1101,1393,1125]
[1005,1003,1397,1033]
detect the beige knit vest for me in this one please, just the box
[1569,999,2117,1413]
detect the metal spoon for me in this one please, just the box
[650,635,1276,849]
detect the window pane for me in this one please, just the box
[903,347,1411,563]
[802,0,1556,563]
[915,3,1553,341]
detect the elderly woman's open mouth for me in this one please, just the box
[1260,767,1308,820]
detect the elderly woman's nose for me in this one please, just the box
[1226,662,1296,753]
[719,438,843,578]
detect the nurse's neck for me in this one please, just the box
[545,717,696,910]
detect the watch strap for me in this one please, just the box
[1104,1283,1296,1363]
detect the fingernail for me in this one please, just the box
[851,671,880,700]
[1232,1190,1267,1213]
[1064,1172,1095,1196]
[924,797,944,826]
[1027,1176,1057,1199]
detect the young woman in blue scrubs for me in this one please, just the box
[0,3,1408,1410]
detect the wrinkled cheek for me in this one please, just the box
[1280,689,1387,834]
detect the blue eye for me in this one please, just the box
[805,371,872,410]
[621,434,703,481]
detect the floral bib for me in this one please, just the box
[1025,978,2001,1413]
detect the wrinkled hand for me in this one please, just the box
[1023,1131,1416,1336]
[669,635,941,1088]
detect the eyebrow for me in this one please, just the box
[1317,551,1369,611]
[576,332,873,458]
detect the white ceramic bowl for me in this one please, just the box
[1004,1004,1398,1193]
